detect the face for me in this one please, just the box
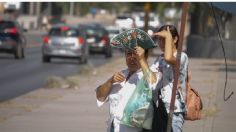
[157,36,178,52]
[125,50,140,72]
[157,37,165,51]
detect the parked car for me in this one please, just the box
[47,15,66,29]
[79,24,112,58]
[115,15,134,31]
[134,13,160,28]
[106,26,120,40]
[0,17,26,59]
[42,24,88,64]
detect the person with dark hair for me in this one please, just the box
[150,25,189,132]
[96,46,157,132]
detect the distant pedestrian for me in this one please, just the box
[90,7,97,19]
[37,15,42,30]
[42,15,48,31]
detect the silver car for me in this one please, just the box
[42,25,88,64]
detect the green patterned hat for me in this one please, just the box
[110,28,157,50]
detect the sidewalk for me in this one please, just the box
[0,57,235,132]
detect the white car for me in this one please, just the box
[115,16,134,30]
[134,13,160,28]
[106,26,120,40]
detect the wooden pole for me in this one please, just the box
[144,2,150,32]
[166,2,189,132]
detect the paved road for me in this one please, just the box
[0,57,235,132]
[0,46,121,102]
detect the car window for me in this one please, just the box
[86,28,106,37]
[49,28,79,37]
[108,29,119,34]
[49,28,61,36]
[86,28,96,35]
[65,29,78,37]
[0,21,15,31]
[149,16,155,21]
[116,16,128,19]
[140,16,155,21]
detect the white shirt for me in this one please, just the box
[150,52,188,113]
[96,69,158,132]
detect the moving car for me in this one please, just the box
[115,15,134,31]
[106,26,120,40]
[79,24,112,58]
[42,24,88,64]
[0,17,26,59]
[134,13,160,28]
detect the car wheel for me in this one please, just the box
[79,55,87,64]
[42,55,51,63]
[80,45,89,64]
[22,48,25,58]
[105,48,112,58]
[14,45,24,59]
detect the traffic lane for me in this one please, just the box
[0,46,120,102]
[24,30,45,48]
[0,47,81,101]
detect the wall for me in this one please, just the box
[187,35,236,60]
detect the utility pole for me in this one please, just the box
[70,2,74,16]
[144,2,153,55]
[48,2,52,16]
[166,2,189,132]
[0,3,4,14]
[144,2,150,32]
[36,2,41,16]
[29,2,34,15]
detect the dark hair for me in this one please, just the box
[158,25,179,48]
[125,49,149,58]
[144,49,149,58]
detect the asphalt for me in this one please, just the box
[0,56,235,132]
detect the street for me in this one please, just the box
[0,56,235,132]
[0,38,122,101]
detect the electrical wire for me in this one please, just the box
[210,3,234,101]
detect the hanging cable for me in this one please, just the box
[210,3,233,101]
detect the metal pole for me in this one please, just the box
[0,3,5,14]
[29,2,34,15]
[48,2,52,16]
[144,2,150,32]
[166,2,189,132]
[36,2,41,15]
[70,2,74,16]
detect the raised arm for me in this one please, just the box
[96,72,125,102]
[154,26,177,65]
[134,46,157,84]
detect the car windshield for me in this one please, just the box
[140,16,155,21]
[49,28,79,37]
[0,21,15,31]
[108,29,119,34]
[86,28,106,37]
[116,16,129,19]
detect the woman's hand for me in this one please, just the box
[134,46,145,60]
[111,72,125,83]
[154,26,177,65]
[153,26,172,39]
[97,72,125,102]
